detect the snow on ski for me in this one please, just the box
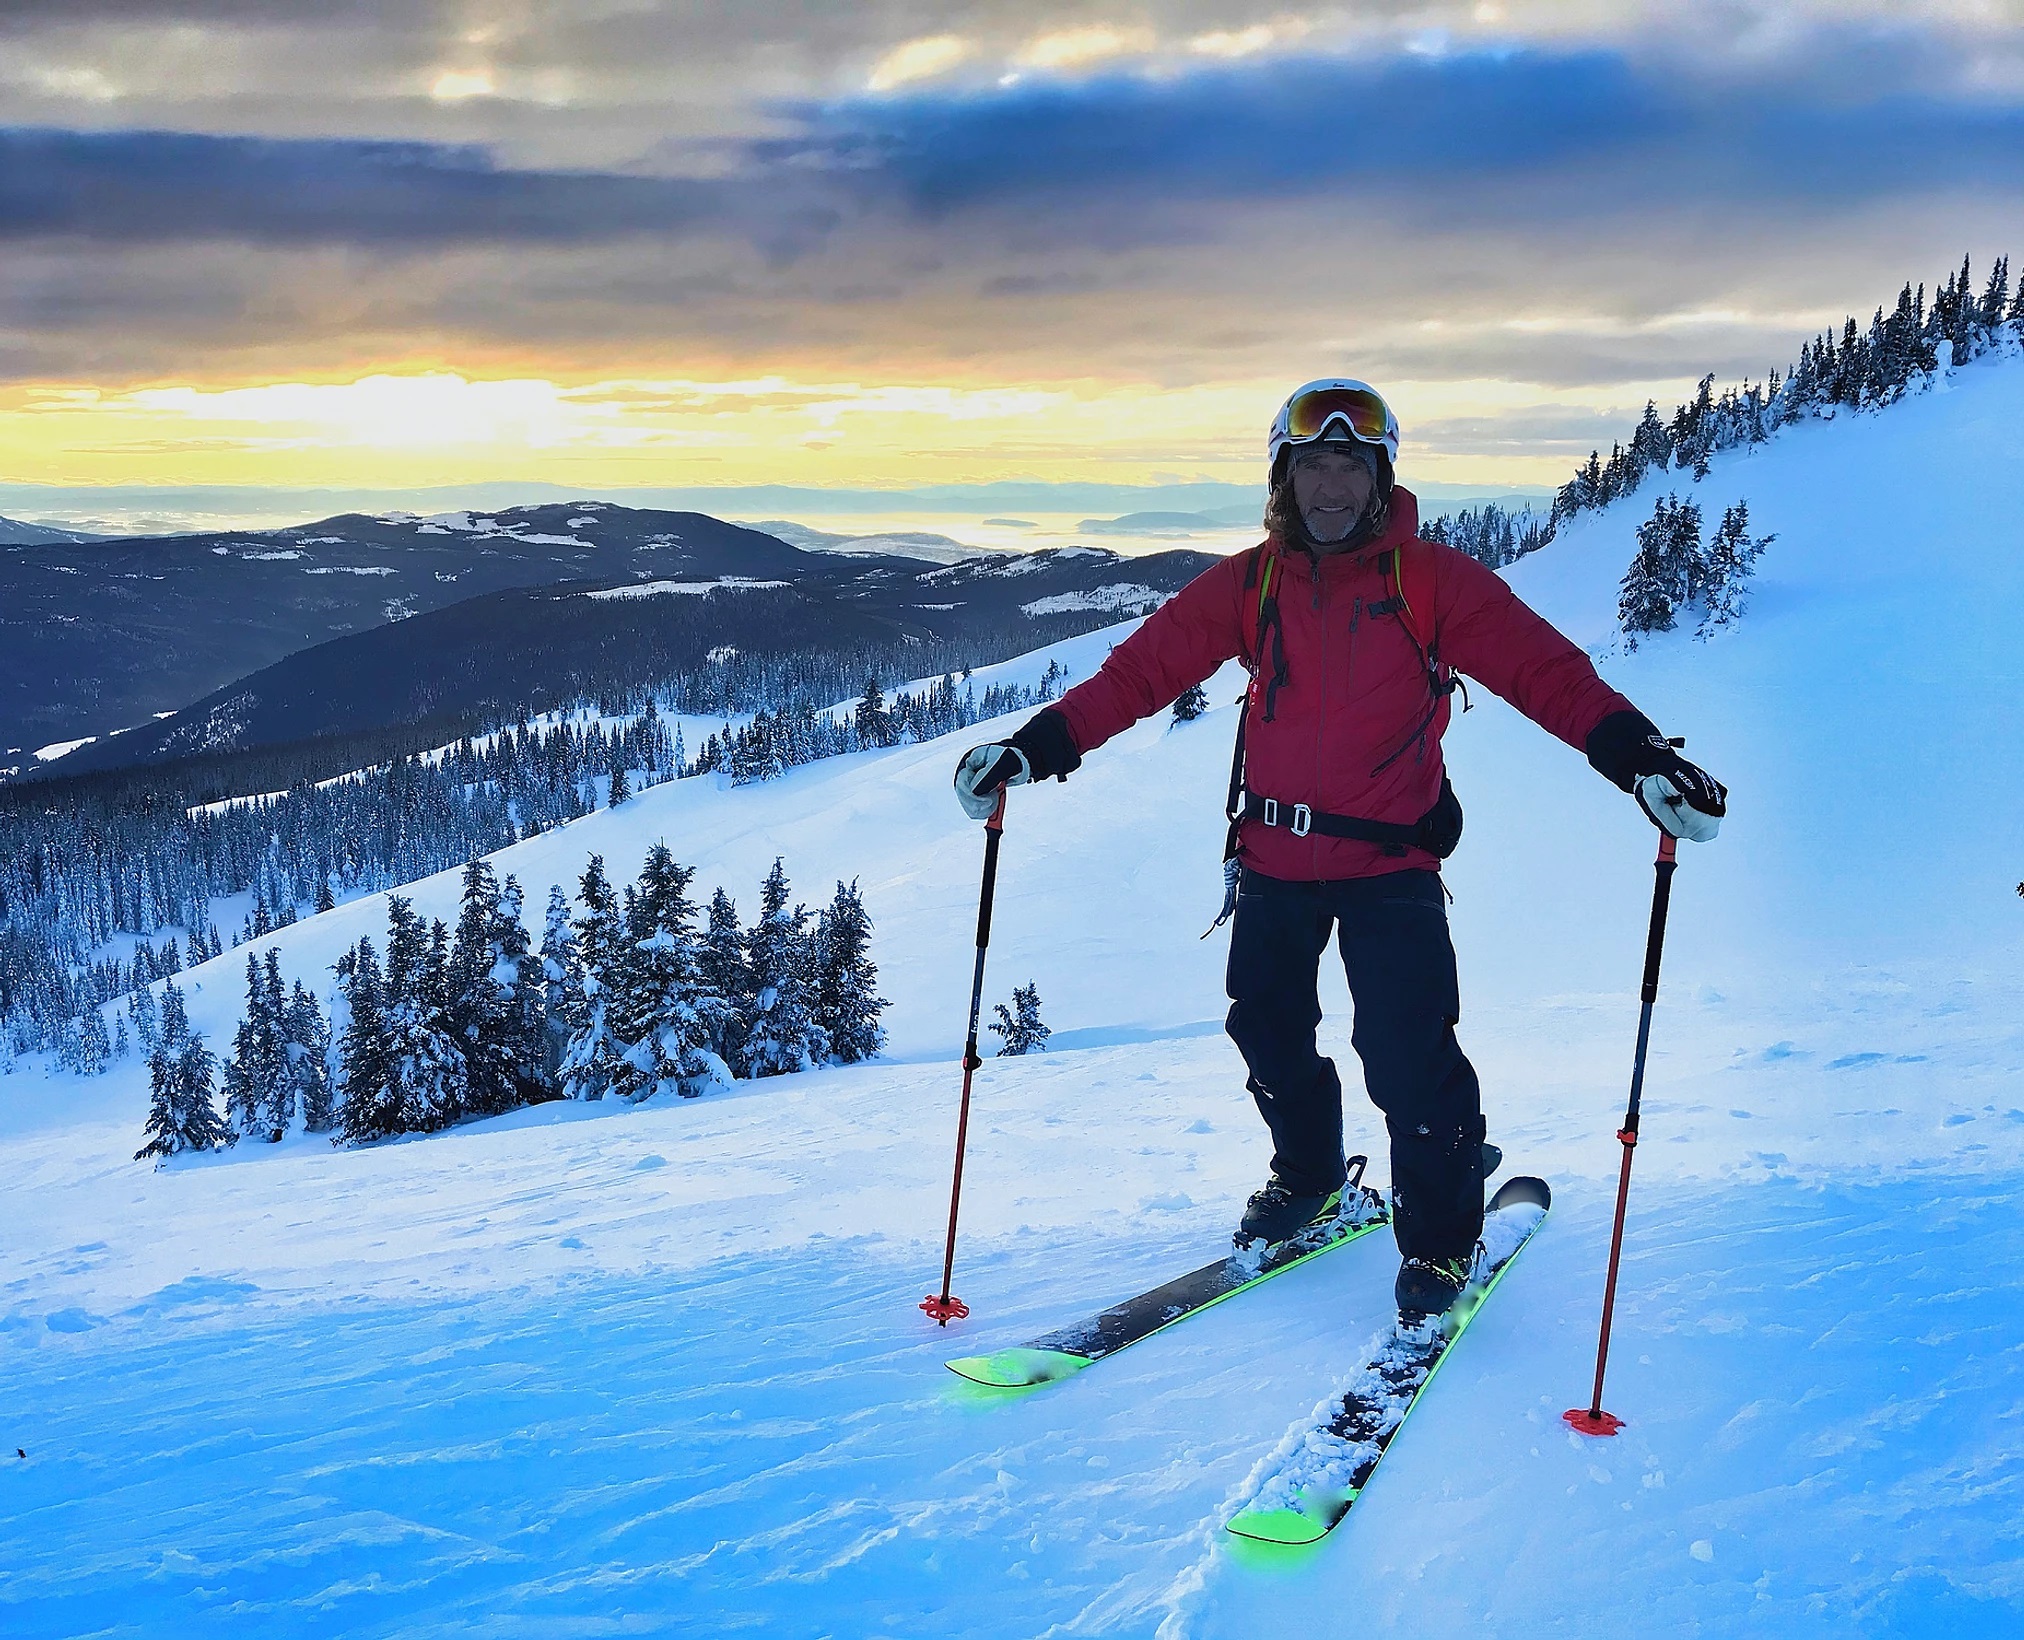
[946,1157,1391,1388]
[1224,1175,1552,1544]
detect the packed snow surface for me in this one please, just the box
[6,354,2024,1637]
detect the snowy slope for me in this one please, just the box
[5,355,2024,1637]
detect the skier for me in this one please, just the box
[953,380,1726,1316]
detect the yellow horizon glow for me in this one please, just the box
[0,368,1615,491]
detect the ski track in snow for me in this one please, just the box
[1231,1204,1547,1524]
[8,352,2024,1636]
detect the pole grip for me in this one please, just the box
[975,827,1003,951]
[1639,842,1677,1006]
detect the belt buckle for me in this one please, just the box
[1291,803,1312,838]
[1261,797,1279,827]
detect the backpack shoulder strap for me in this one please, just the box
[1386,540,1440,658]
[1242,543,1279,630]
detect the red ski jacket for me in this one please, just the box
[1051,487,1635,881]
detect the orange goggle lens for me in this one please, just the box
[1285,387,1393,444]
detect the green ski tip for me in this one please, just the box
[944,1347,1092,1388]
[1224,1498,1346,1545]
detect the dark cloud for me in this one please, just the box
[765,36,2024,226]
[8,35,2021,254]
[0,125,755,246]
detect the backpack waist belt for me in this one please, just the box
[1235,776,1463,859]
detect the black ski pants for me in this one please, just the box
[1224,866,1486,1263]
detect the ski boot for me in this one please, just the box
[1235,1175,1344,1252]
[1395,1246,1481,1318]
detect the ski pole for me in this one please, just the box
[922,785,1007,1325]
[1564,829,1679,1437]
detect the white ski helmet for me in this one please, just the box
[1268,379,1401,480]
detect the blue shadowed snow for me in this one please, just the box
[4,1174,2023,1638]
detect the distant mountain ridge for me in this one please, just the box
[13,504,1215,783]
[0,514,107,546]
[0,503,942,769]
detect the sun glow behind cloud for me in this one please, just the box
[867,36,973,92]
[6,368,1633,491]
[430,68,497,102]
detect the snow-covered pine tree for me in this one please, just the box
[699,885,750,1066]
[159,978,190,1049]
[1620,494,1702,647]
[1698,500,1774,636]
[335,936,404,1144]
[610,844,732,1098]
[135,981,229,1164]
[130,982,158,1051]
[76,1008,111,1075]
[538,883,586,1087]
[259,951,297,1139]
[813,878,886,1065]
[447,858,519,1116]
[1618,532,1675,648]
[221,953,290,1142]
[1671,498,1709,608]
[285,979,334,1133]
[220,963,258,1135]
[608,755,631,807]
[497,875,552,1105]
[314,875,336,915]
[740,857,829,1077]
[990,982,1051,1056]
[854,679,894,749]
[396,906,467,1130]
[561,854,628,1101]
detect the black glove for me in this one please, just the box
[1585,710,1727,840]
[952,708,1082,819]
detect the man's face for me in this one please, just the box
[1291,446,1376,550]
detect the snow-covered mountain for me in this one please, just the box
[5,352,2023,1635]
[4,503,1212,779]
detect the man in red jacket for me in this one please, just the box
[955,380,1726,1315]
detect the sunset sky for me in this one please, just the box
[3,2,2021,510]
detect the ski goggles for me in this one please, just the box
[1283,384,1396,447]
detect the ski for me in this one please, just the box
[1224,1175,1552,1545]
[946,1156,1391,1389]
